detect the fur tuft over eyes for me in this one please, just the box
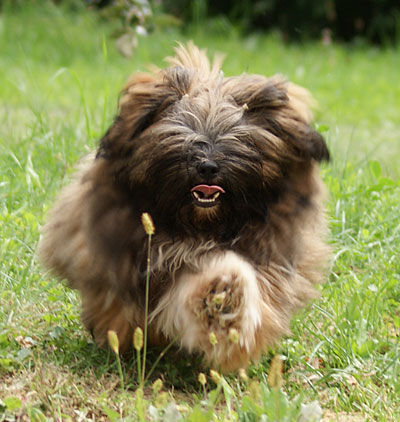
[97,65,202,161]
[98,72,180,159]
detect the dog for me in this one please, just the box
[38,43,330,372]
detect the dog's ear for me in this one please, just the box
[98,70,186,159]
[226,75,330,162]
[285,82,330,162]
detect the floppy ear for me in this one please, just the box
[226,75,330,162]
[97,71,182,160]
[285,82,330,162]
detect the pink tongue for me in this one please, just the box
[191,184,225,195]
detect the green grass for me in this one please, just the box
[1,3,399,421]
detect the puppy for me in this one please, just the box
[38,43,330,372]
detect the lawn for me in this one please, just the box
[0,3,399,421]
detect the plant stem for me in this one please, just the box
[145,339,176,383]
[141,233,152,386]
[136,346,142,386]
[116,354,124,390]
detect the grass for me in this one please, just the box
[1,3,399,421]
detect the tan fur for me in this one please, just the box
[38,44,330,373]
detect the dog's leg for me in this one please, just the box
[153,251,269,371]
[79,288,135,352]
[80,286,168,352]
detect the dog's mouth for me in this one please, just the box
[191,184,225,208]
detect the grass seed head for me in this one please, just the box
[209,332,218,346]
[152,378,163,395]
[176,404,189,413]
[210,369,222,384]
[228,328,239,344]
[155,391,169,408]
[141,212,155,235]
[238,368,249,382]
[268,354,283,389]
[249,380,261,402]
[107,330,119,354]
[212,292,226,305]
[198,372,207,386]
[133,327,144,351]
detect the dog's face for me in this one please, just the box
[98,47,329,240]
[137,85,271,239]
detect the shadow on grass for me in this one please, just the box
[37,330,206,392]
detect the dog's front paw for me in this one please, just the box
[154,251,264,371]
[194,271,244,331]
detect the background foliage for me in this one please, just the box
[2,0,400,44]
[162,0,400,44]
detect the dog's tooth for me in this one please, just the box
[193,190,222,205]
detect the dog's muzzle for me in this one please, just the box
[191,184,225,208]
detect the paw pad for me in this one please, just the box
[194,273,244,330]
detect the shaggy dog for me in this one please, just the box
[38,43,330,372]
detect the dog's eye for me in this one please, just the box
[193,140,213,152]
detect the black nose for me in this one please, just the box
[197,160,219,179]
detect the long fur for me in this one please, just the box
[38,43,330,372]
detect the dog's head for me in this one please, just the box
[97,43,329,240]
